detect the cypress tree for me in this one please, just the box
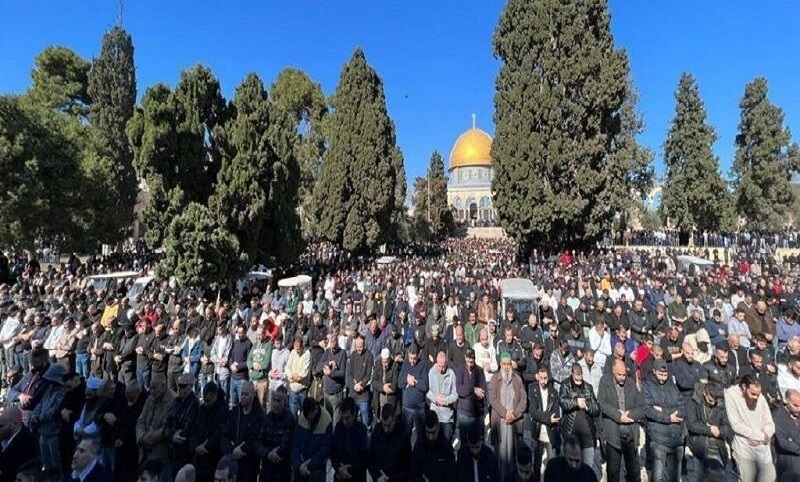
[312,48,405,252]
[209,73,272,264]
[269,68,327,234]
[87,25,138,241]
[411,151,455,240]
[733,77,800,230]
[661,73,733,234]
[491,0,639,251]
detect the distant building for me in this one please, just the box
[447,116,496,223]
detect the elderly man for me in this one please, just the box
[427,350,458,442]
[136,373,175,466]
[491,351,527,482]
[774,389,800,479]
[69,437,113,482]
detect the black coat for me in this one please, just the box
[456,444,500,482]
[255,408,295,482]
[190,397,229,477]
[527,381,560,445]
[685,385,732,464]
[597,373,644,449]
[410,433,456,482]
[773,406,800,478]
[0,425,36,482]
[559,379,600,441]
[642,379,685,448]
[368,420,411,481]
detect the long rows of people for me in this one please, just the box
[3,238,800,481]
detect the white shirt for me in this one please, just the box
[538,386,551,443]
[588,329,612,367]
[778,364,800,395]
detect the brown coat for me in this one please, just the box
[745,308,775,337]
[489,371,527,439]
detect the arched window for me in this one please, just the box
[452,197,463,210]
[479,196,491,209]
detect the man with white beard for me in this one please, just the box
[490,351,527,481]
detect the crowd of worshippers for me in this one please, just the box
[3,239,800,482]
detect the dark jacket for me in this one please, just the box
[527,380,560,445]
[774,406,800,478]
[331,420,369,482]
[543,456,598,482]
[346,349,374,403]
[642,378,685,448]
[410,432,457,482]
[371,357,401,413]
[163,393,200,462]
[455,362,487,418]
[702,359,737,388]
[190,396,229,477]
[597,373,644,449]
[0,425,36,482]
[291,407,333,475]
[398,359,430,410]
[456,443,500,482]
[368,418,411,481]
[685,384,732,464]
[672,357,704,402]
[255,408,295,481]
[316,347,347,395]
[559,379,600,441]
[222,403,265,482]
[65,461,114,482]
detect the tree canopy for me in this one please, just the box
[491,0,647,251]
[312,48,405,252]
[732,77,800,230]
[661,73,733,233]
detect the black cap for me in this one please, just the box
[654,359,668,373]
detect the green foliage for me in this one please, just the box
[491,0,646,251]
[661,73,734,232]
[311,48,406,252]
[411,151,455,240]
[0,96,83,248]
[732,77,800,230]
[268,68,327,234]
[128,64,227,248]
[158,202,246,288]
[86,25,138,244]
[29,46,91,118]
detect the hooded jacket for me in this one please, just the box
[291,407,333,474]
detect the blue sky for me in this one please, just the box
[2,1,799,190]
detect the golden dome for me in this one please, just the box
[449,127,493,170]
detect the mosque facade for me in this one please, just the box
[446,118,496,224]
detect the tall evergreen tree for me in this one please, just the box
[87,25,138,242]
[661,73,733,233]
[208,73,274,264]
[312,48,405,252]
[411,151,455,240]
[732,77,800,230]
[0,96,83,249]
[269,68,327,233]
[127,65,227,248]
[491,0,642,251]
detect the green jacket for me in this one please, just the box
[247,340,273,381]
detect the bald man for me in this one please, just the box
[774,389,800,478]
[0,407,36,482]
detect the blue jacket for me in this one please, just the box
[291,407,333,473]
[398,359,429,410]
[642,378,685,448]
